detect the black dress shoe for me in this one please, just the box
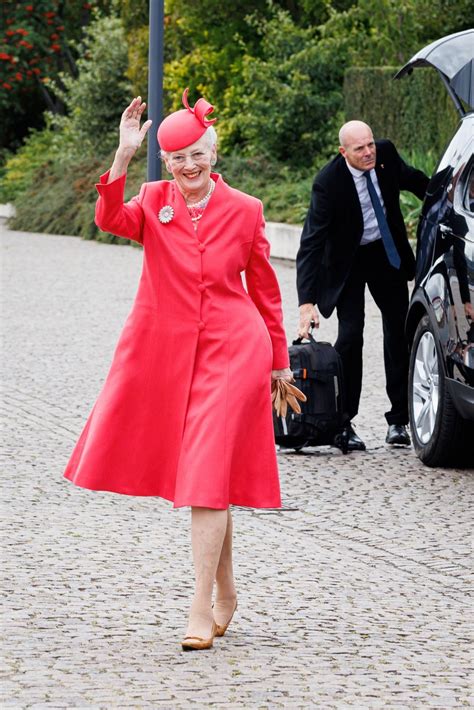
[386,424,411,446]
[334,423,366,452]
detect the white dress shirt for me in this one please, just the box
[345,161,387,245]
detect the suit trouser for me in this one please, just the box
[334,239,409,426]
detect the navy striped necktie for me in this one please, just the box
[364,170,401,269]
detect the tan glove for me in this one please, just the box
[271,379,307,417]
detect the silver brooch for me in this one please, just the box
[158,205,174,224]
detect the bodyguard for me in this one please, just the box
[296,120,429,450]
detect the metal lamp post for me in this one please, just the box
[147,0,164,182]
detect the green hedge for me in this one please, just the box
[344,67,459,156]
[8,150,148,245]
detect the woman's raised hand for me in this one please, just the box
[119,96,153,154]
[107,97,152,182]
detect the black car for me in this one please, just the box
[396,30,474,467]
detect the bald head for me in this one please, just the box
[339,120,376,172]
[339,121,373,148]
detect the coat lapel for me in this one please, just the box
[337,157,363,229]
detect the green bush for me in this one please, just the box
[50,14,131,162]
[0,123,60,203]
[344,67,459,156]
[220,8,344,166]
[6,140,433,238]
[2,11,136,238]
[218,152,313,224]
[9,148,148,243]
[398,148,438,239]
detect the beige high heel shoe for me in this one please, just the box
[214,601,238,638]
[181,621,217,651]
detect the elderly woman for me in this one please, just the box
[64,90,291,650]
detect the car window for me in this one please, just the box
[464,167,474,213]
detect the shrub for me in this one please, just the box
[398,148,438,239]
[344,67,459,156]
[219,152,313,224]
[0,122,60,202]
[9,148,148,243]
[220,8,344,166]
[50,13,131,161]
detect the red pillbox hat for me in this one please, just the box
[157,88,217,152]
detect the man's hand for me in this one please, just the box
[298,303,319,339]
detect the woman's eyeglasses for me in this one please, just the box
[169,151,208,167]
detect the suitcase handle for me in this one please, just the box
[293,320,318,346]
[292,333,316,346]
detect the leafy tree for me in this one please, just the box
[50,13,131,160]
[220,7,344,165]
[0,0,117,158]
[0,0,99,153]
[320,0,474,67]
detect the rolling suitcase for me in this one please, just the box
[273,334,349,453]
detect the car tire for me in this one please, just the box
[408,315,471,467]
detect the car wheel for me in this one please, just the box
[408,315,470,467]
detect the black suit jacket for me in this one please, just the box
[296,140,429,318]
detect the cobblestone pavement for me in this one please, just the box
[1,222,472,709]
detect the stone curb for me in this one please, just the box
[0,203,16,219]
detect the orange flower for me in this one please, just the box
[6,30,15,36]
[3,82,13,89]
[0,53,12,60]
[50,33,59,40]
[26,5,34,11]
[15,72,23,81]
[32,67,41,75]
[51,43,61,52]
[44,11,55,18]
[17,28,29,36]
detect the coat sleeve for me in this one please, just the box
[95,170,147,244]
[296,178,331,306]
[388,141,430,200]
[245,202,290,370]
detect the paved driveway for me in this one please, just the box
[1,223,472,708]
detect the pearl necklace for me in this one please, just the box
[186,180,215,211]
[186,180,215,225]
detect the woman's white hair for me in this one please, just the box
[160,125,218,159]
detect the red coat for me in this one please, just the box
[64,171,289,508]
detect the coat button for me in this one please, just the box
[198,243,206,252]
[198,321,205,331]
[198,283,206,292]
